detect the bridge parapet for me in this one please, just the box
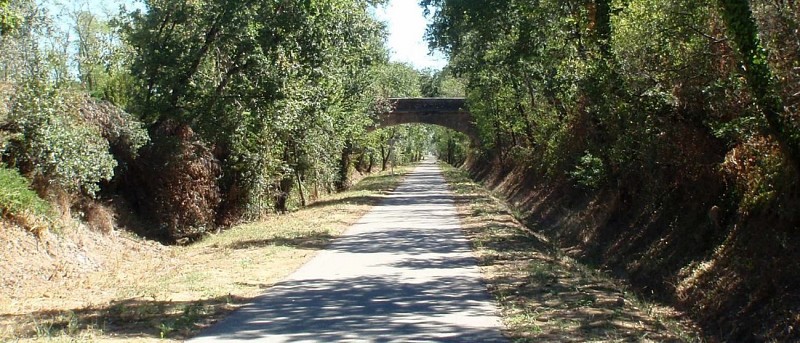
[373,98,477,142]
[389,98,467,113]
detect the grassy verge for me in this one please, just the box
[439,163,702,342]
[0,167,412,342]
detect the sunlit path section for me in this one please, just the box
[191,158,507,342]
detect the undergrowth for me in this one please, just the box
[0,167,50,219]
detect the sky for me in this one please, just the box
[46,0,447,71]
[46,0,144,17]
[372,0,448,70]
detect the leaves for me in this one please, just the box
[125,0,401,217]
[0,0,22,36]
[0,166,51,218]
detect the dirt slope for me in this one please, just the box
[461,155,799,342]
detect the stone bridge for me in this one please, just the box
[373,98,477,141]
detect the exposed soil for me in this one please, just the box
[440,164,701,342]
[459,148,800,342]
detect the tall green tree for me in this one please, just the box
[423,0,798,189]
[126,0,389,218]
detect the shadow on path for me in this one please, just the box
[197,275,505,342]
[191,160,507,342]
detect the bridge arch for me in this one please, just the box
[372,98,478,142]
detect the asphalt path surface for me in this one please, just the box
[191,159,507,342]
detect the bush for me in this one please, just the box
[125,121,221,241]
[77,95,149,159]
[25,113,117,195]
[5,84,117,196]
[570,151,606,190]
[0,166,50,219]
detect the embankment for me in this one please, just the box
[463,154,799,342]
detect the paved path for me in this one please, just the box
[191,159,507,342]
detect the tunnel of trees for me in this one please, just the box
[1,0,798,340]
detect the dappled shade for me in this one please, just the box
[191,160,506,342]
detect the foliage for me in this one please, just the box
[118,121,220,241]
[0,0,21,36]
[431,126,468,165]
[569,151,605,189]
[370,124,432,167]
[122,0,404,231]
[0,1,145,202]
[5,82,117,196]
[378,62,423,98]
[78,95,149,159]
[716,0,799,172]
[423,0,797,197]
[420,68,465,98]
[424,0,800,340]
[721,135,788,213]
[751,0,800,129]
[0,0,48,83]
[1,0,460,240]
[0,166,50,218]
[68,8,136,107]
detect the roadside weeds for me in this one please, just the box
[439,163,703,343]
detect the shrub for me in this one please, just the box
[76,95,149,159]
[570,151,606,190]
[0,166,50,219]
[722,135,789,213]
[5,83,117,196]
[126,121,221,241]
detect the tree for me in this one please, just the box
[125,0,391,222]
[717,0,800,173]
[1,0,133,200]
[0,0,21,36]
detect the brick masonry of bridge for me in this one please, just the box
[375,98,477,141]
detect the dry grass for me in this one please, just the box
[439,163,703,343]
[0,167,411,342]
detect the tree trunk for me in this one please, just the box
[381,145,390,171]
[355,152,366,173]
[447,137,455,165]
[718,0,800,173]
[276,145,294,213]
[295,169,305,207]
[592,0,612,57]
[585,0,618,182]
[336,140,353,191]
[275,176,293,213]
